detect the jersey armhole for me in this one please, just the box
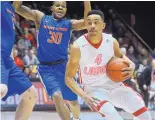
[37,14,46,31]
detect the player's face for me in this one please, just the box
[86,14,105,36]
[51,1,67,19]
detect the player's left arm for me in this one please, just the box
[113,39,135,78]
[71,1,91,30]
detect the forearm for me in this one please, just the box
[65,63,87,98]
[84,1,91,25]
[13,1,37,22]
[66,77,87,98]
[122,55,134,64]
[13,1,23,12]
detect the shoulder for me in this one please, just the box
[77,35,85,41]
[103,33,114,40]
[75,35,86,46]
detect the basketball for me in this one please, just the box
[106,58,129,82]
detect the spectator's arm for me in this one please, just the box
[13,1,44,28]
[71,1,91,30]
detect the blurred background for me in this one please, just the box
[1,1,155,120]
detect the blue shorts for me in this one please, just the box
[1,56,32,101]
[38,61,77,101]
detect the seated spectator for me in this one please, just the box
[126,46,137,63]
[138,59,155,107]
[29,49,39,65]
[23,67,30,77]
[23,49,30,66]
[29,65,40,81]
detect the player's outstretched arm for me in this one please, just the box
[13,1,44,25]
[71,1,91,30]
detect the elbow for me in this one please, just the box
[13,2,21,12]
[14,7,20,13]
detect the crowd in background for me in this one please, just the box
[12,2,155,109]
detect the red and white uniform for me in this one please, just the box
[76,33,148,118]
[76,33,121,88]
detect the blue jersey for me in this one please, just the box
[1,2,16,57]
[37,15,72,62]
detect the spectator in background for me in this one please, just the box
[120,47,127,55]
[29,65,39,81]
[136,59,148,74]
[118,37,124,47]
[150,59,155,91]
[151,48,155,59]
[17,36,31,50]
[23,67,30,77]
[149,59,155,102]
[29,49,39,65]
[126,46,137,63]
[23,49,39,66]
[23,49,30,66]
[31,46,37,55]
[138,59,155,107]
[23,27,36,47]
[121,47,138,91]
[13,48,19,58]
[14,56,24,70]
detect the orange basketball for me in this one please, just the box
[106,58,129,82]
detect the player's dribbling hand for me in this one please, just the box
[83,95,100,112]
[122,60,135,80]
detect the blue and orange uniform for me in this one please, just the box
[1,1,32,101]
[37,15,77,100]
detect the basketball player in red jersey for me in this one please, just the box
[65,10,152,120]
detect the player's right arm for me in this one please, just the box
[65,42,86,98]
[65,41,99,111]
[13,1,44,28]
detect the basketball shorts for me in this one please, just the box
[37,60,77,101]
[84,82,148,116]
[1,56,32,101]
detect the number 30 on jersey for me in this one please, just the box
[47,31,62,44]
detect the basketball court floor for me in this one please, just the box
[1,111,155,120]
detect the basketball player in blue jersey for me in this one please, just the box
[1,2,37,120]
[14,1,91,120]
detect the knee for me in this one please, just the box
[21,86,37,103]
[52,91,63,102]
[99,102,118,115]
[0,84,8,99]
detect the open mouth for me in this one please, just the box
[57,11,63,16]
